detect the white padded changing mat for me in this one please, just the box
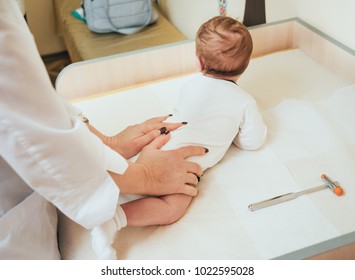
[58,49,354,260]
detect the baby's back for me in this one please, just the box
[163,74,255,171]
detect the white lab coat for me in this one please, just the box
[0,0,128,259]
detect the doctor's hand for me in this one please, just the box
[110,133,208,197]
[103,115,186,159]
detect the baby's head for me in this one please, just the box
[196,16,253,80]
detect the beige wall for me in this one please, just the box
[26,0,66,55]
[157,0,246,38]
[267,0,355,51]
[159,0,355,51]
[26,0,355,55]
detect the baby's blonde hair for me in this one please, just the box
[196,16,253,78]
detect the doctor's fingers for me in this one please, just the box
[185,171,201,186]
[135,128,168,148]
[142,115,187,133]
[180,184,199,197]
[182,160,204,179]
[143,115,171,124]
[173,145,209,160]
[144,133,171,150]
[144,121,185,134]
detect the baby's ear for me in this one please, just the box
[195,55,205,72]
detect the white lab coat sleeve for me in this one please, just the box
[61,99,129,174]
[0,0,126,229]
[233,100,267,150]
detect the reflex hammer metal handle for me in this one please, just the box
[248,179,343,211]
[248,193,297,211]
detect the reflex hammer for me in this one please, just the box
[248,174,344,211]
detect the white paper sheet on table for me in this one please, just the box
[59,49,354,260]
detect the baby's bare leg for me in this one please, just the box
[121,194,193,227]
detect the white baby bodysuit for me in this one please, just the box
[163,74,267,170]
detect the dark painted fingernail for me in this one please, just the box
[205,148,209,153]
[164,130,170,135]
[159,127,167,134]
[196,175,201,182]
[168,114,173,116]
[182,121,188,125]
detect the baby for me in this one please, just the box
[91,16,267,259]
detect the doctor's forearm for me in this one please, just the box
[108,163,147,195]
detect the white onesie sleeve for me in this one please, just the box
[233,100,267,150]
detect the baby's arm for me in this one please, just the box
[121,194,193,226]
[233,100,267,150]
